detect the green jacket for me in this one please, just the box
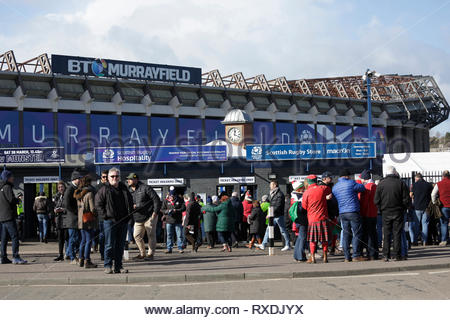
[202,204,217,232]
[203,199,235,232]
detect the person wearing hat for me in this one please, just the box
[332,168,367,262]
[0,170,27,264]
[359,170,379,260]
[290,180,308,262]
[127,173,161,261]
[302,175,332,263]
[319,172,339,255]
[241,191,253,243]
[63,168,86,264]
[202,196,218,249]
[230,191,244,248]
[161,186,186,253]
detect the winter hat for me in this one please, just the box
[321,171,333,179]
[244,191,252,201]
[1,170,12,181]
[212,195,219,203]
[206,196,212,205]
[231,191,239,197]
[261,194,269,202]
[169,186,175,196]
[292,180,305,192]
[71,168,87,181]
[38,192,45,197]
[306,174,317,185]
[360,169,372,180]
[339,169,351,177]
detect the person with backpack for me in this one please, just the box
[290,180,307,262]
[33,191,50,243]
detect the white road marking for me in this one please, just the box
[428,270,450,274]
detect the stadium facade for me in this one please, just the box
[1,51,449,204]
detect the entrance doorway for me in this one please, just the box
[216,185,234,197]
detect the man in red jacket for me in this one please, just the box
[359,169,379,260]
[432,170,450,246]
[302,175,332,263]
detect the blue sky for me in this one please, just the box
[1,0,449,134]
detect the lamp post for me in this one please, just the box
[363,69,380,170]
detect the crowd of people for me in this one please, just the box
[0,166,449,272]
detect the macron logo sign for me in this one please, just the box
[52,54,201,85]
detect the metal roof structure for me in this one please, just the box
[0,50,448,128]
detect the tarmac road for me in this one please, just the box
[1,269,450,299]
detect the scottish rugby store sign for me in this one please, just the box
[246,142,376,161]
[51,54,202,85]
[0,147,65,164]
[94,145,227,164]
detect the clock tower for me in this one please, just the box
[222,109,253,147]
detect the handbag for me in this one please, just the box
[82,211,95,223]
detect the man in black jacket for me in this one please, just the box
[410,173,433,245]
[259,180,290,251]
[0,170,26,264]
[63,168,84,264]
[95,167,133,274]
[161,188,186,253]
[127,173,161,261]
[230,191,243,247]
[374,166,410,261]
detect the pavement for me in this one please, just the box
[0,241,450,285]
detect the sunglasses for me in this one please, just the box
[101,176,107,179]
[109,175,120,178]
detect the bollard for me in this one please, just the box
[123,233,130,261]
[268,206,274,256]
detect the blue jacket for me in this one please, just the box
[332,177,366,214]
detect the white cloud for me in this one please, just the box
[1,0,449,132]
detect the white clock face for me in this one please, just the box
[227,127,242,143]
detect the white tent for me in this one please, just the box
[383,152,450,176]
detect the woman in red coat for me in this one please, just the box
[241,191,253,242]
[301,175,332,263]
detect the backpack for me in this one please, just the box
[289,202,299,222]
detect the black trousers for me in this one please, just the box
[231,222,241,244]
[184,225,199,249]
[362,217,379,258]
[57,228,68,257]
[382,213,404,259]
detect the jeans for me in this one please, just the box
[98,221,105,258]
[37,214,48,241]
[340,212,363,260]
[377,214,383,248]
[217,231,232,246]
[67,228,79,261]
[262,215,290,247]
[79,229,94,260]
[1,220,20,260]
[127,221,134,242]
[166,223,183,251]
[409,210,430,244]
[293,224,307,261]
[441,207,450,243]
[103,220,128,270]
[362,217,379,258]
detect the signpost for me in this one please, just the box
[0,147,65,164]
[246,142,376,162]
[51,54,202,85]
[94,145,227,164]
